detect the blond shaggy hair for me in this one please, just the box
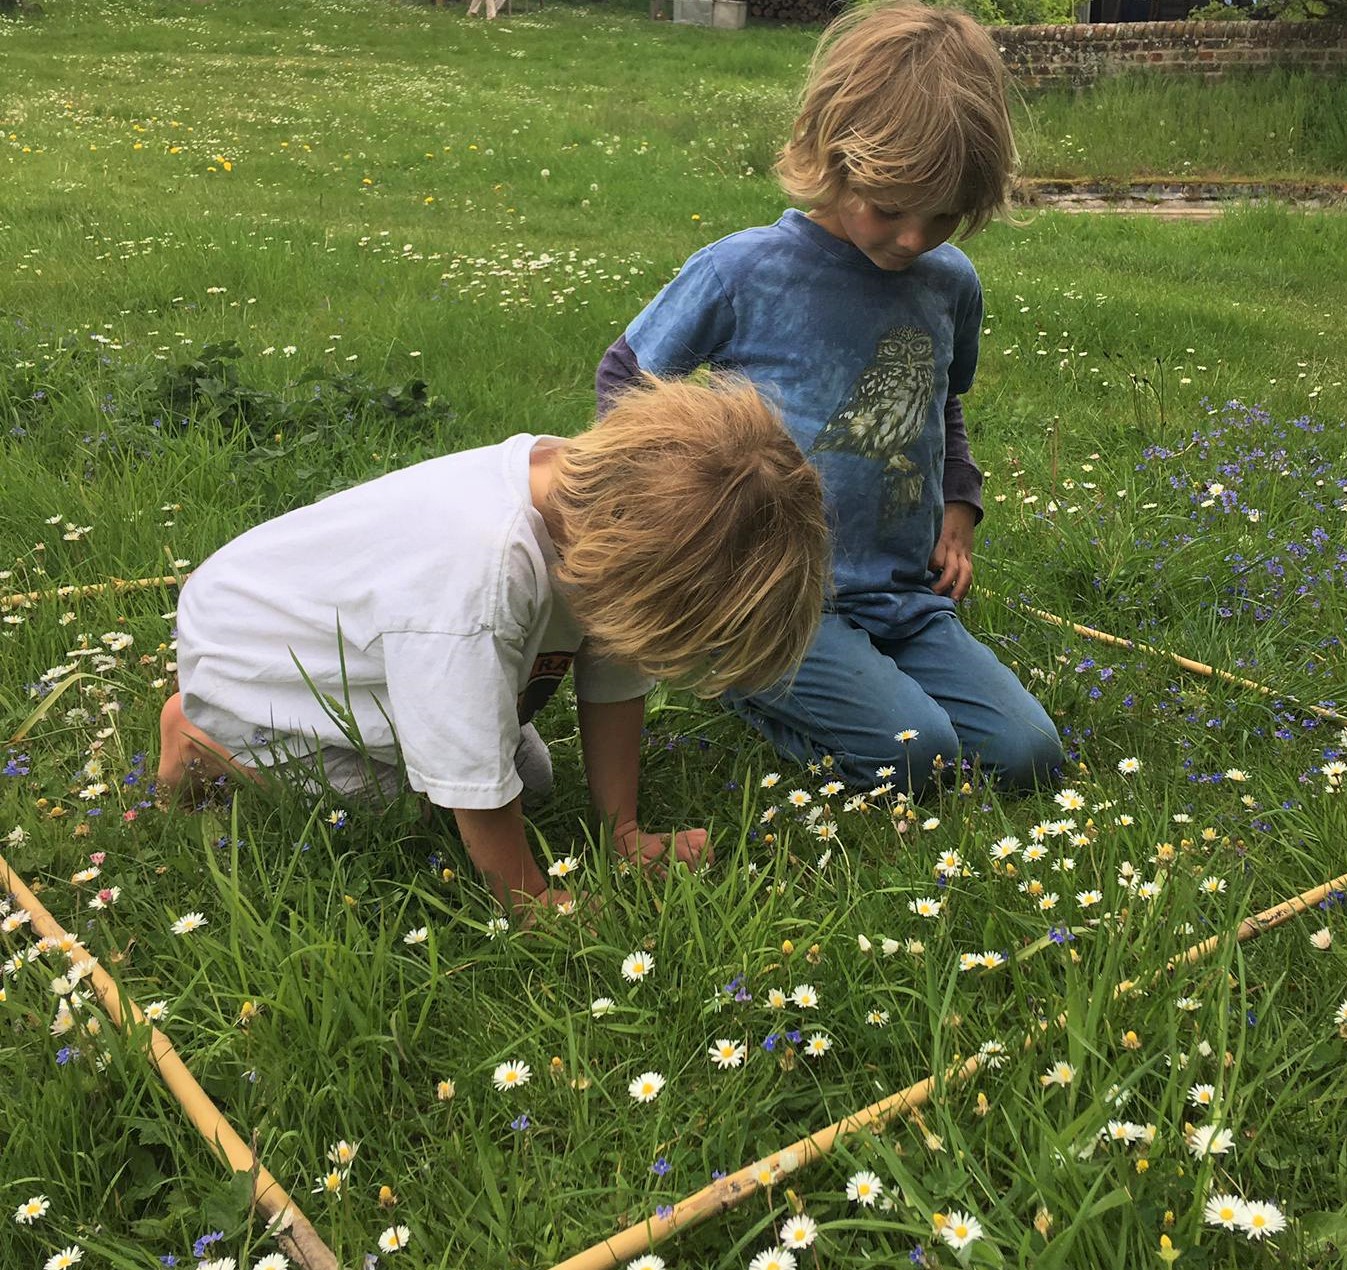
[777,1,1016,236]
[547,376,828,696]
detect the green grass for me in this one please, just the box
[2,3,1347,1269]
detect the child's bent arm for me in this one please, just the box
[577,696,710,868]
[453,801,549,913]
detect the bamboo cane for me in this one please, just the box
[982,588,1346,725]
[1,574,182,610]
[550,871,1345,1270]
[0,856,339,1270]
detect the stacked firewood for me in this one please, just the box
[748,0,845,21]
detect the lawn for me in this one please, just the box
[2,2,1346,1269]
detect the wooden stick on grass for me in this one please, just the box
[981,587,1346,725]
[0,855,339,1270]
[1,574,182,611]
[550,870,1347,1270]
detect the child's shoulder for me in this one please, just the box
[910,243,983,305]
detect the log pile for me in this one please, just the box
[748,0,844,22]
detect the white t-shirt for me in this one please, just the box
[177,434,654,809]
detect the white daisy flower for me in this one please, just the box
[1238,1200,1286,1240]
[170,911,207,936]
[377,1224,411,1252]
[708,1039,747,1069]
[845,1170,883,1206]
[13,1195,50,1224]
[621,951,654,982]
[1203,1193,1246,1230]
[628,1071,665,1102]
[938,1210,983,1249]
[778,1213,818,1248]
[492,1060,531,1092]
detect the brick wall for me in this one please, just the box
[996,20,1347,86]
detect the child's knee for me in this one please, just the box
[983,727,1063,791]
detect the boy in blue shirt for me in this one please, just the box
[598,1,1061,794]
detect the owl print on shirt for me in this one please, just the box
[811,325,935,515]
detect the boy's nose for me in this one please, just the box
[894,217,933,255]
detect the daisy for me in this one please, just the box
[761,772,781,788]
[880,937,900,956]
[492,1060,531,1092]
[1054,788,1086,811]
[778,1213,818,1249]
[1176,996,1203,1012]
[1136,881,1161,901]
[252,1256,290,1270]
[142,1000,169,1023]
[1310,927,1333,949]
[1105,1121,1147,1145]
[1188,1083,1216,1109]
[1040,1061,1075,1087]
[935,849,962,876]
[767,987,787,1009]
[895,729,920,742]
[1117,756,1141,774]
[436,1078,456,1101]
[547,855,579,879]
[977,950,1006,969]
[1223,769,1248,783]
[624,1258,666,1270]
[790,984,819,1009]
[312,1169,344,1197]
[170,911,207,936]
[787,789,811,807]
[989,836,1020,861]
[1239,1200,1286,1240]
[922,817,942,832]
[1076,889,1102,908]
[804,1033,832,1058]
[1204,1193,1246,1230]
[977,1039,1009,1069]
[846,1170,883,1205]
[402,927,428,945]
[819,780,845,797]
[747,1249,796,1270]
[13,1195,49,1224]
[1335,999,1347,1026]
[621,951,654,982]
[909,897,942,918]
[45,1249,83,1270]
[327,1139,358,1166]
[1187,1124,1234,1158]
[1200,876,1226,895]
[629,1071,666,1102]
[591,997,616,1017]
[708,1039,747,1069]
[866,1009,890,1027]
[1038,892,1060,912]
[1022,843,1049,864]
[378,1224,411,1252]
[938,1210,983,1250]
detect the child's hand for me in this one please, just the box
[929,501,977,601]
[615,822,713,874]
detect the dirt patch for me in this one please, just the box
[1014,177,1347,218]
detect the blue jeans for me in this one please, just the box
[730,610,1062,795]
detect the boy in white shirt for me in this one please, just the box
[157,376,828,915]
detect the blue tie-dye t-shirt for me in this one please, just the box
[623,209,983,640]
